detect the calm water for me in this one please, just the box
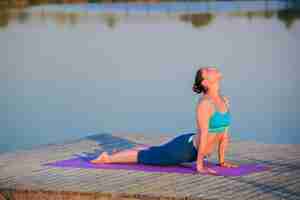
[1,0,300,153]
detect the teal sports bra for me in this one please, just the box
[206,96,231,133]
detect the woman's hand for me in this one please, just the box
[219,161,239,168]
[197,164,217,175]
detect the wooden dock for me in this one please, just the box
[0,132,299,200]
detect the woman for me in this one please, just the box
[91,67,238,174]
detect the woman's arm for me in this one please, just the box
[217,129,238,168]
[196,100,213,170]
[218,128,229,165]
[217,96,239,168]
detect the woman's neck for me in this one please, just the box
[205,82,221,99]
[205,90,221,101]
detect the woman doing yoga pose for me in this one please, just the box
[91,67,238,174]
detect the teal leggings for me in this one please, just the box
[137,133,198,166]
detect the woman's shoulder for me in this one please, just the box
[198,95,210,104]
[199,95,215,105]
[222,95,230,108]
[197,96,214,112]
[197,94,230,111]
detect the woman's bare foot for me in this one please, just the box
[90,152,111,164]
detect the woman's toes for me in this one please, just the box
[90,157,102,164]
[102,152,111,163]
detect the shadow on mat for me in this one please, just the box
[73,133,146,161]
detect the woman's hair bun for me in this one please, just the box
[193,68,208,95]
[192,84,202,94]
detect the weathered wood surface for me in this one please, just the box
[0,132,300,200]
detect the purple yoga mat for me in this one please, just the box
[44,157,271,176]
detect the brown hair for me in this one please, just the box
[192,68,208,95]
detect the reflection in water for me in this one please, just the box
[0,1,31,28]
[229,8,300,30]
[102,13,118,28]
[69,12,79,25]
[278,9,300,29]
[245,11,276,20]
[0,4,9,28]
[0,1,300,30]
[179,13,214,28]
[17,11,30,23]
[55,12,68,25]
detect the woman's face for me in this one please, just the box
[202,67,222,85]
